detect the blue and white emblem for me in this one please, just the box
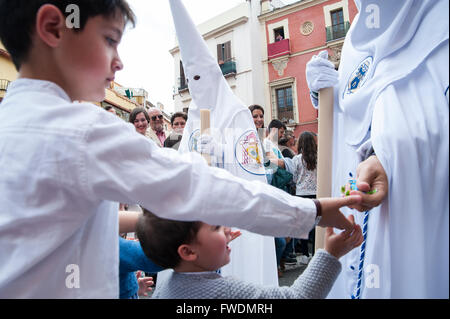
[188,129,201,152]
[344,56,373,98]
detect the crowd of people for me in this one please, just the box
[121,103,320,290]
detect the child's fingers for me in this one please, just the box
[325,227,335,237]
[347,214,355,223]
[349,225,363,247]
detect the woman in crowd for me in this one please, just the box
[129,107,150,136]
[292,131,318,263]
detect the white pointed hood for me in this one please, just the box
[168,0,277,287]
[338,0,448,146]
[170,0,266,178]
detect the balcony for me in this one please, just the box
[0,79,10,91]
[268,38,290,60]
[219,59,237,77]
[326,21,350,42]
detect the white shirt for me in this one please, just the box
[292,154,317,196]
[0,79,317,298]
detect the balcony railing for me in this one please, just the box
[268,38,290,60]
[326,21,350,42]
[0,79,11,91]
[219,59,236,77]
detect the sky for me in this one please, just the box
[116,0,298,114]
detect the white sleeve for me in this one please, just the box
[83,112,316,238]
[283,157,295,175]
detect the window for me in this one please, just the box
[217,41,231,63]
[179,61,188,91]
[331,9,346,39]
[274,27,285,42]
[276,87,294,123]
[0,79,10,91]
[268,18,289,43]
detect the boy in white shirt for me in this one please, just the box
[0,0,361,298]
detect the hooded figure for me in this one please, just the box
[169,0,278,286]
[308,0,448,298]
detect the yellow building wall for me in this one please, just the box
[103,86,139,112]
[0,41,141,115]
[0,41,18,100]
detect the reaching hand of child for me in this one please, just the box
[136,271,154,297]
[317,195,362,231]
[324,215,363,259]
[230,230,242,242]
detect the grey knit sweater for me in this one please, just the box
[152,249,341,299]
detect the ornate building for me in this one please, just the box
[259,0,357,136]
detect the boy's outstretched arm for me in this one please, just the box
[317,195,362,231]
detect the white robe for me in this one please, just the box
[169,0,278,286]
[327,0,449,298]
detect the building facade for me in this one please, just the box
[170,0,267,114]
[259,0,357,136]
[170,0,357,138]
[0,41,17,103]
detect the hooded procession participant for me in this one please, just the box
[168,0,278,286]
[306,0,448,298]
[0,0,361,298]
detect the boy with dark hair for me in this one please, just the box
[136,210,363,299]
[0,0,361,298]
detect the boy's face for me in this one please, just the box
[189,223,232,271]
[57,13,125,102]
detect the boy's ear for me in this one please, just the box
[177,244,198,262]
[35,4,67,48]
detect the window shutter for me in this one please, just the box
[180,61,185,86]
[217,44,223,62]
[224,41,231,62]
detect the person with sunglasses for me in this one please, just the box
[148,108,167,147]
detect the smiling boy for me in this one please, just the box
[0,0,361,298]
[136,210,363,299]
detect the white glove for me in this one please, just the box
[305,50,339,93]
[197,134,223,159]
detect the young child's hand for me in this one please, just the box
[230,230,242,242]
[136,271,154,297]
[324,214,363,259]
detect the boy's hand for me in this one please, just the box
[136,271,154,297]
[317,195,362,231]
[324,215,364,259]
[350,156,388,212]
